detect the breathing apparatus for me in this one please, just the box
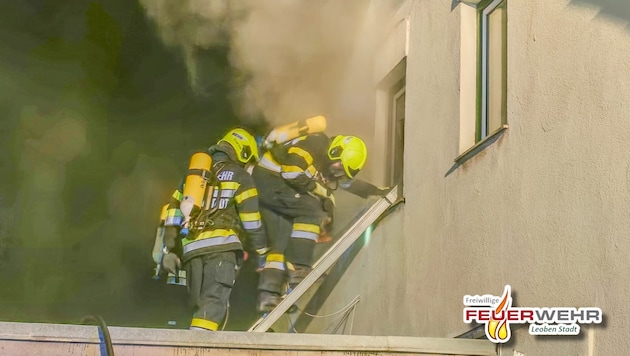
[262,115,327,149]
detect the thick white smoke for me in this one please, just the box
[138,0,396,139]
[139,0,400,246]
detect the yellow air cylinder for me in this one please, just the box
[265,115,327,146]
[159,203,169,222]
[180,152,213,229]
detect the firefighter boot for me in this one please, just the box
[257,291,282,314]
[285,263,312,313]
[288,263,311,291]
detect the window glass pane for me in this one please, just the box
[487,0,507,134]
[388,84,405,189]
[395,93,406,121]
[393,92,405,186]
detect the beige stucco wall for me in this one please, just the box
[308,0,630,354]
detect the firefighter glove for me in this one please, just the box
[317,231,333,244]
[162,252,181,275]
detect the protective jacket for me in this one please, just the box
[164,144,267,263]
[258,133,331,194]
[259,133,383,199]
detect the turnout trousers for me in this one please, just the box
[185,251,238,331]
[252,167,328,297]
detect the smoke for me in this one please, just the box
[13,106,90,306]
[9,104,181,318]
[137,3,399,297]
[0,0,401,325]
[139,0,395,138]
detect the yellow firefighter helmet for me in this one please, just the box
[219,128,260,165]
[327,135,367,179]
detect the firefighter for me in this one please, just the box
[161,128,269,331]
[253,133,373,312]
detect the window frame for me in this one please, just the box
[388,83,406,188]
[476,0,507,142]
[375,57,406,188]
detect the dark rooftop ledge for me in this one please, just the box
[0,321,496,355]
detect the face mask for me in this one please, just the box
[328,161,345,178]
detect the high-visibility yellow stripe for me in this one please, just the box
[239,211,261,222]
[166,208,182,218]
[193,229,235,240]
[164,207,184,225]
[172,190,183,200]
[183,234,240,254]
[235,188,258,204]
[190,318,219,331]
[182,229,238,248]
[306,165,317,177]
[259,153,282,173]
[220,181,240,190]
[267,253,285,263]
[264,151,281,165]
[288,147,313,165]
[293,223,320,234]
[281,165,303,173]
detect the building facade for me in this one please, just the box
[307,0,630,354]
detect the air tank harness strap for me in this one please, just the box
[187,210,242,240]
[188,168,213,180]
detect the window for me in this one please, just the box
[375,58,406,189]
[388,81,405,189]
[457,0,507,163]
[478,0,507,141]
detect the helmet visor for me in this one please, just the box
[328,145,343,160]
[241,144,253,163]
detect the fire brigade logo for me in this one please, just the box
[463,285,602,343]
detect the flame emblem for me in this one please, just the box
[486,285,512,343]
